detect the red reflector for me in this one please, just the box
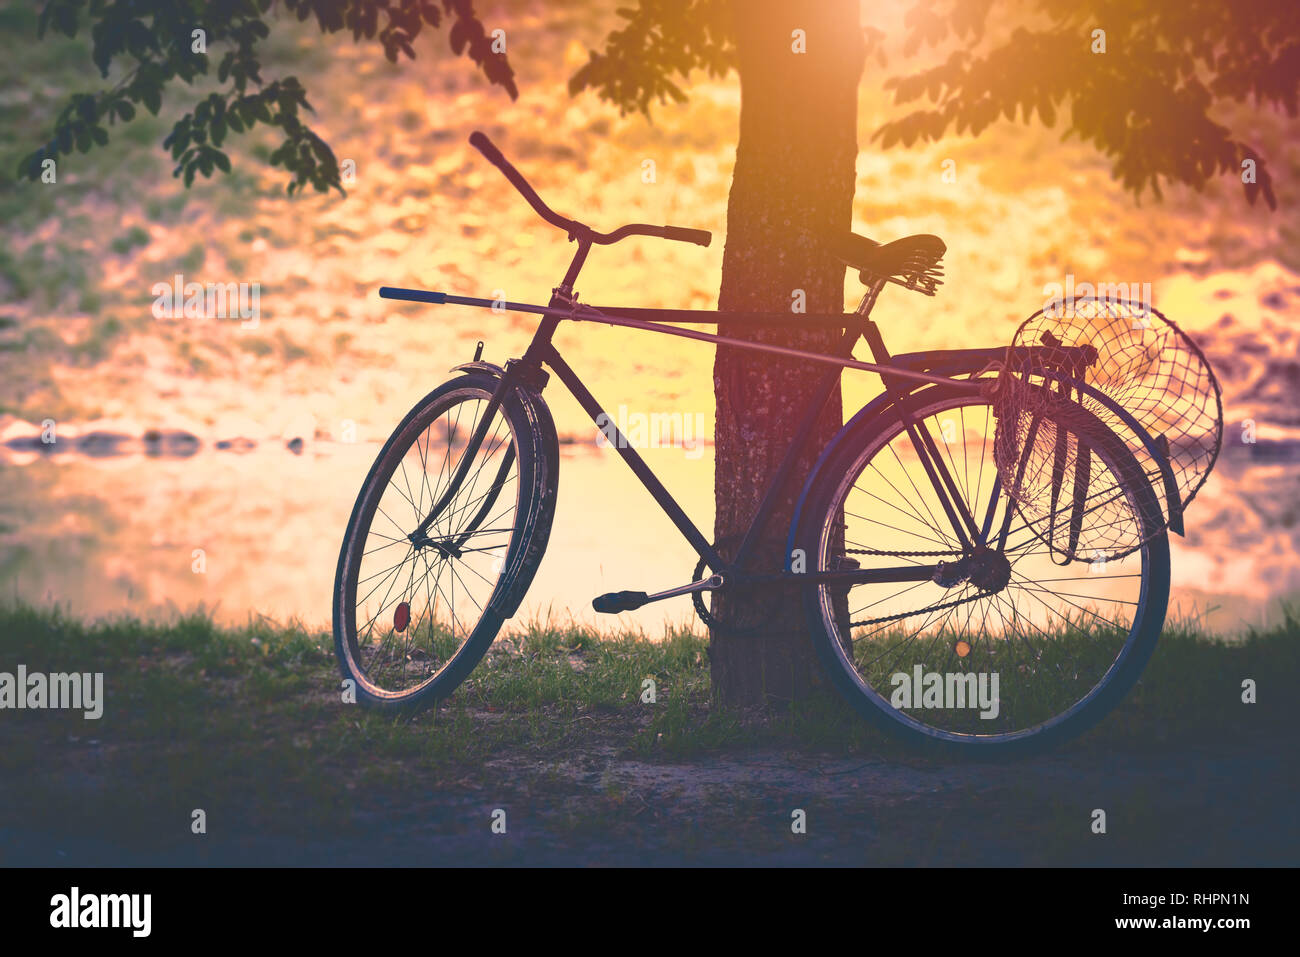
[394,601,411,633]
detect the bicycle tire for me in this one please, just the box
[797,382,1170,755]
[332,372,557,714]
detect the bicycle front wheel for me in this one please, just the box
[798,383,1169,753]
[333,372,556,713]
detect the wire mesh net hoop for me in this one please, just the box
[984,296,1223,563]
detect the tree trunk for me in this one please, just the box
[710,0,865,707]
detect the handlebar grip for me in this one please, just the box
[663,226,712,247]
[380,287,446,304]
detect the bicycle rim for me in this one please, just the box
[336,383,532,703]
[806,387,1169,746]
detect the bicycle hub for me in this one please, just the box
[933,546,1012,593]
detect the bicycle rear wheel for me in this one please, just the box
[333,372,556,713]
[798,383,1169,753]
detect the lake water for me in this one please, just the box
[2,427,1297,637]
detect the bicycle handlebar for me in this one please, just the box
[468,131,711,248]
[662,225,713,246]
[468,131,578,235]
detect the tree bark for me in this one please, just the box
[710,0,864,707]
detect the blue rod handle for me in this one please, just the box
[380,287,446,304]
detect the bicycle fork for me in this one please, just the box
[408,351,530,554]
[410,244,591,558]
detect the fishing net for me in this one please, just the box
[985,297,1222,563]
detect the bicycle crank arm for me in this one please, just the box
[593,574,724,614]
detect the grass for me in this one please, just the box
[0,602,1294,762]
[0,602,1295,862]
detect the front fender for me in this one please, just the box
[450,359,507,378]
[449,359,560,618]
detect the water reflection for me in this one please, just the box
[0,436,1294,636]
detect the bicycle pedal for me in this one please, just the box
[592,590,649,614]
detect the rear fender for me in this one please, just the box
[1063,377,1184,536]
[783,370,1183,570]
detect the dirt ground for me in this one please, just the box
[2,732,1292,866]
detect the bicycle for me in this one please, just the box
[333,131,1221,753]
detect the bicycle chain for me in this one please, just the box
[844,546,963,557]
[840,545,994,625]
[693,538,984,632]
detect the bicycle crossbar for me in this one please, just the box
[588,305,851,328]
[378,287,972,390]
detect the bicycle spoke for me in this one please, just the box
[815,390,1160,742]
[342,386,536,700]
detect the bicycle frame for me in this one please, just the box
[382,180,1190,609]
[380,278,1185,623]
[380,236,1004,593]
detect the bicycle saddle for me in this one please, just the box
[832,232,946,296]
